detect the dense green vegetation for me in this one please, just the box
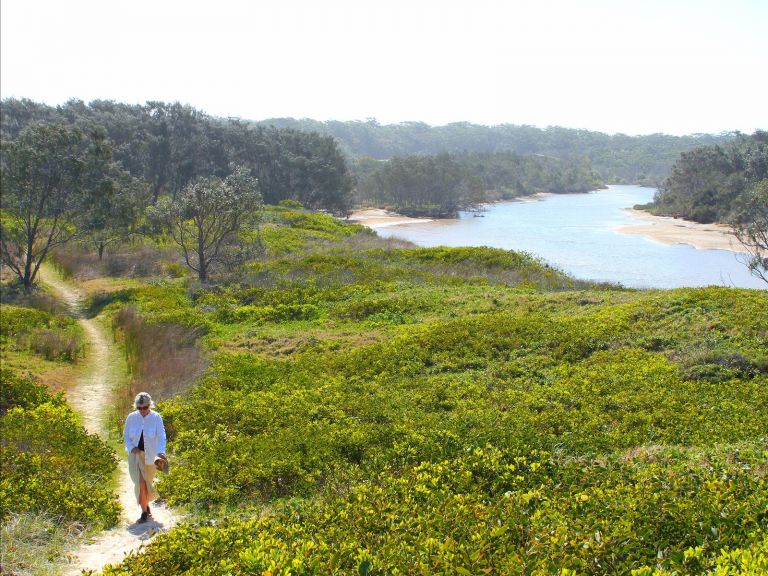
[0,287,120,573]
[0,335,119,576]
[646,131,768,223]
[1,98,353,213]
[55,209,765,575]
[261,118,731,186]
[0,369,119,526]
[354,152,600,217]
[105,445,768,575]
[0,301,83,362]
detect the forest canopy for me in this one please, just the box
[646,131,768,223]
[1,99,602,220]
[354,151,600,217]
[259,117,732,186]
[1,98,353,213]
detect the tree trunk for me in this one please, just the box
[23,252,34,293]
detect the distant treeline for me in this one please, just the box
[260,118,732,186]
[1,99,602,218]
[646,131,768,223]
[354,152,601,217]
[3,99,739,219]
[1,98,353,212]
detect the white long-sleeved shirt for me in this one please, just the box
[124,409,167,464]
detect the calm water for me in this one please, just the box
[376,185,766,289]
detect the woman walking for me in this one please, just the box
[123,392,167,524]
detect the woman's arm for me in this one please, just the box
[156,413,167,455]
[124,413,135,454]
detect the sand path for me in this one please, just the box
[40,267,179,575]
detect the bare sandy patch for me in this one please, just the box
[514,192,556,202]
[348,194,556,228]
[617,209,747,252]
[348,208,434,228]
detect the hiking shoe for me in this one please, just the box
[137,511,148,524]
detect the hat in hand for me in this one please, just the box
[154,454,169,473]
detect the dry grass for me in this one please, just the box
[51,244,175,281]
[0,512,86,576]
[227,328,387,358]
[112,307,207,412]
[29,329,83,362]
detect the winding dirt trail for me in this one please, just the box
[40,268,179,575]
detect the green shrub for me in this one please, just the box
[0,305,50,340]
[0,383,119,528]
[0,369,50,415]
[103,444,768,576]
[0,304,83,361]
[219,303,321,325]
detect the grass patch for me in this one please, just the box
[0,511,87,576]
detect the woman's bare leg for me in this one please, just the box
[139,477,148,512]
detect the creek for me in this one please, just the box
[375,185,765,289]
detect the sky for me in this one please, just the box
[1,0,766,136]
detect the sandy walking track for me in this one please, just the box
[41,269,179,575]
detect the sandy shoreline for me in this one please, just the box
[349,202,746,254]
[348,193,555,228]
[347,208,434,228]
[617,209,746,252]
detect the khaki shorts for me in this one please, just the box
[128,450,159,504]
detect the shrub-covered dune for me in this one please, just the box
[46,207,767,575]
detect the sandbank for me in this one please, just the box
[617,209,746,252]
[513,191,556,202]
[348,208,434,228]
[349,193,555,228]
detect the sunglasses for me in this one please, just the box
[137,405,150,411]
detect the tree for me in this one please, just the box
[82,167,151,260]
[0,123,116,290]
[151,166,261,282]
[731,179,768,284]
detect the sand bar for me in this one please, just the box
[617,209,746,252]
[348,208,434,228]
[348,193,555,228]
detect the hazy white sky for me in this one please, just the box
[2,0,766,135]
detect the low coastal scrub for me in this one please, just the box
[0,291,119,573]
[104,444,767,575]
[0,303,84,362]
[156,288,767,510]
[0,369,119,527]
[39,207,767,575]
